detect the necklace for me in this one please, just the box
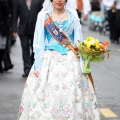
[52,10,66,32]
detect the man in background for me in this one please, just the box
[3,0,14,71]
[12,0,44,77]
[115,0,120,43]
[103,0,118,43]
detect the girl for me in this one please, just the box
[17,0,100,119]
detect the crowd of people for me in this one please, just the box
[0,0,120,76]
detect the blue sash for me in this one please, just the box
[44,13,79,58]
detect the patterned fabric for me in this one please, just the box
[33,10,83,71]
[17,50,100,120]
[44,20,74,55]
[34,10,74,70]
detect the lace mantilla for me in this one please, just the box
[33,10,83,71]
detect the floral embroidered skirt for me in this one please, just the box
[17,50,100,120]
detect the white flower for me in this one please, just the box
[89,40,95,45]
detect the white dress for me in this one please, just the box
[17,11,100,120]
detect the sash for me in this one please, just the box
[44,13,80,58]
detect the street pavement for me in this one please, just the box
[0,21,120,120]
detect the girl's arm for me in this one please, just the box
[33,13,46,76]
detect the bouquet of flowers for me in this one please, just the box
[78,36,110,73]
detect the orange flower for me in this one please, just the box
[99,41,109,50]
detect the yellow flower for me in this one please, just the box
[86,37,95,41]
[95,44,100,49]
[83,36,101,50]
[95,39,99,43]
[84,40,91,48]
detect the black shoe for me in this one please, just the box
[4,64,14,71]
[22,73,29,77]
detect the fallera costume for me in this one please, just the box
[17,0,100,120]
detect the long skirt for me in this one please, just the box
[17,50,100,120]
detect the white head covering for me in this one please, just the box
[40,0,79,20]
[33,0,84,72]
[42,0,77,11]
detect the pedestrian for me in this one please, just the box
[0,0,11,73]
[77,0,91,21]
[103,0,118,43]
[115,0,120,43]
[12,0,44,77]
[17,0,100,119]
[8,0,16,46]
[3,0,14,72]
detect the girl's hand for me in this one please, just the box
[34,70,40,77]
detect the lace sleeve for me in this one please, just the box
[73,18,83,46]
[73,17,85,73]
[33,12,46,70]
